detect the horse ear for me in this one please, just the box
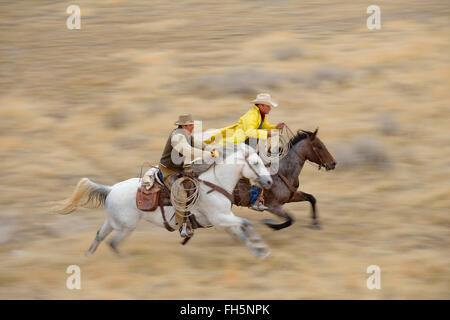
[311,127,319,140]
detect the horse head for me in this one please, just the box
[300,128,336,171]
[238,144,273,189]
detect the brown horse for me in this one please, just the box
[233,128,336,230]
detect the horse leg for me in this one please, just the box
[290,190,321,229]
[240,219,270,259]
[208,212,270,259]
[261,205,295,230]
[108,228,134,255]
[228,218,270,259]
[85,219,113,256]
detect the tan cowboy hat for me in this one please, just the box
[174,114,195,125]
[252,93,278,108]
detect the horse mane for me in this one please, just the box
[287,130,311,148]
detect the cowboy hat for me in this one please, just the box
[252,93,278,108]
[175,114,195,125]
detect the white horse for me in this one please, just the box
[55,144,273,258]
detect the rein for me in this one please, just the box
[244,154,262,180]
[312,145,325,170]
[195,161,234,203]
[195,177,234,202]
[277,172,298,202]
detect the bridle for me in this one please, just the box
[309,142,327,171]
[244,153,262,180]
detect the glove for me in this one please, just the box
[211,149,219,158]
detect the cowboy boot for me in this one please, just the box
[185,217,194,237]
[179,216,188,238]
[180,215,194,238]
[251,201,269,211]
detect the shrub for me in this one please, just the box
[273,46,304,61]
[333,136,391,170]
[194,69,283,96]
[377,113,397,135]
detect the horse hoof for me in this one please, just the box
[309,223,322,230]
[181,237,192,246]
[257,250,271,260]
[109,243,121,255]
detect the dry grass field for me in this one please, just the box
[0,0,449,299]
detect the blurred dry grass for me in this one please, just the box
[0,0,449,299]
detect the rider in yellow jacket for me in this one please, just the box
[204,93,284,211]
[203,105,277,145]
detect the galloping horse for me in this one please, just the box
[55,144,273,259]
[233,128,336,230]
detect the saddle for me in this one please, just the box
[135,166,218,239]
[136,167,173,232]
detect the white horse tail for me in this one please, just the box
[53,178,112,215]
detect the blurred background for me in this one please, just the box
[0,0,448,299]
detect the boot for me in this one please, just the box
[251,200,269,211]
[179,215,194,238]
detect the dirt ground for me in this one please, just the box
[0,0,448,299]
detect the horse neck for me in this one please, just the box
[279,140,307,182]
[199,157,243,193]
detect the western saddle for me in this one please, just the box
[135,167,202,244]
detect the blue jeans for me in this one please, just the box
[250,185,260,205]
[157,169,164,183]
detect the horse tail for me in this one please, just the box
[53,178,112,215]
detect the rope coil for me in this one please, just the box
[170,176,200,216]
[271,124,296,160]
[278,129,290,159]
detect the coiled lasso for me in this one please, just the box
[261,124,296,161]
[170,176,200,217]
[279,124,298,159]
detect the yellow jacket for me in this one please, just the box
[204,106,277,145]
